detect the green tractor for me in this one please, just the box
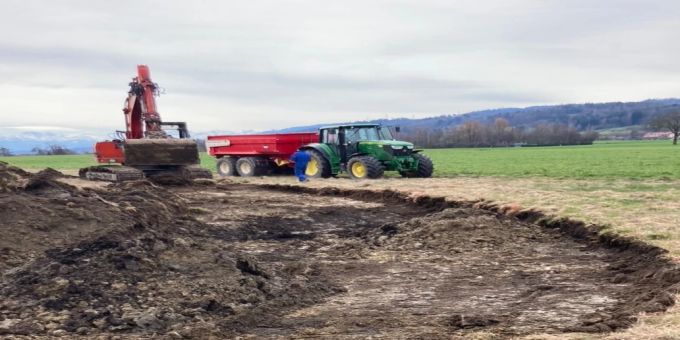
[301,124,433,179]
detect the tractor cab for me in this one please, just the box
[320,124,395,143]
[318,124,409,163]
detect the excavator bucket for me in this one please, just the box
[123,139,200,166]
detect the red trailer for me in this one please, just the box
[207,132,318,176]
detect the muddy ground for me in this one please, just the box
[1,163,679,339]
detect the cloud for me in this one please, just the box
[0,0,679,133]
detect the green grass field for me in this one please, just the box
[1,140,678,179]
[427,140,680,179]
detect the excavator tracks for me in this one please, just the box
[79,166,145,182]
[181,165,213,180]
[79,165,212,182]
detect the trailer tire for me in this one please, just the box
[305,150,332,178]
[216,157,239,177]
[348,156,384,179]
[400,153,433,178]
[236,157,259,176]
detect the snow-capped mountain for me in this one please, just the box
[0,127,108,155]
[0,127,256,155]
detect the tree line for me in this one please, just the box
[30,145,77,155]
[400,118,599,148]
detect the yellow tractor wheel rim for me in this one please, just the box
[306,158,319,176]
[351,162,367,178]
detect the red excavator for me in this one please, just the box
[79,65,212,181]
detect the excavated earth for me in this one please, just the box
[0,162,679,339]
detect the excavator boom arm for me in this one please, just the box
[123,65,165,139]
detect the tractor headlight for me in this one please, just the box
[385,145,412,156]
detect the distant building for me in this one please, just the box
[643,132,674,140]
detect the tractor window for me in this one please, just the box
[328,132,338,144]
[379,126,394,140]
[322,129,339,144]
[345,127,383,142]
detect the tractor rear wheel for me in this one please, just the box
[348,156,384,179]
[216,157,239,176]
[400,153,434,178]
[305,150,332,178]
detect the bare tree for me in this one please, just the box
[31,147,48,155]
[649,110,680,145]
[458,121,484,146]
[493,118,511,146]
[0,147,12,157]
[31,145,77,155]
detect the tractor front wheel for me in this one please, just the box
[400,153,434,178]
[216,157,239,176]
[348,156,384,179]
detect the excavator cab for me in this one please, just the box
[160,122,191,139]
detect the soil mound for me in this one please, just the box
[0,161,31,192]
[24,168,76,192]
[0,163,72,193]
[0,172,340,338]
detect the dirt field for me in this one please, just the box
[1,164,680,339]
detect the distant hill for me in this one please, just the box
[274,99,680,133]
[2,99,679,154]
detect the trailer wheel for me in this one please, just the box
[305,150,332,178]
[236,157,259,176]
[216,157,239,177]
[348,156,384,179]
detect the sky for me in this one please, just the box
[1,0,679,135]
